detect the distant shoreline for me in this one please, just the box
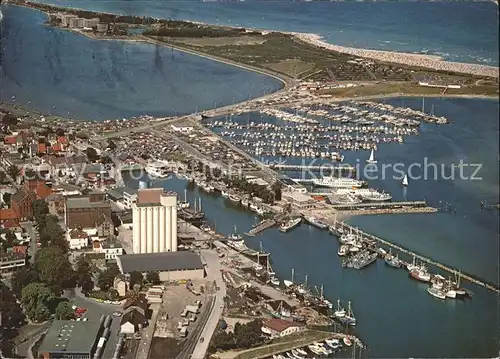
[9,1,499,79]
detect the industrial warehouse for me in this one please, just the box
[116,251,205,281]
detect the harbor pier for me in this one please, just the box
[329,221,500,294]
[265,163,356,173]
[246,213,288,236]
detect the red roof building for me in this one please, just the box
[38,143,47,154]
[57,136,68,145]
[0,208,18,223]
[261,318,304,338]
[4,136,17,145]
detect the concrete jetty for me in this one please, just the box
[246,213,288,236]
[329,221,500,294]
[266,164,355,173]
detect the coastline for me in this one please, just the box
[9,1,499,80]
[291,32,499,79]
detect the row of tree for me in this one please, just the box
[209,319,265,353]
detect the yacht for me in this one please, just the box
[304,216,328,230]
[279,217,302,233]
[325,338,341,350]
[366,148,377,164]
[312,176,366,189]
[343,337,353,347]
[384,253,403,268]
[228,193,241,203]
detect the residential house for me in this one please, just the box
[120,310,147,334]
[113,276,129,297]
[261,318,305,338]
[66,227,89,250]
[96,213,114,238]
[101,241,123,261]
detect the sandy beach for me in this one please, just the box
[291,32,499,79]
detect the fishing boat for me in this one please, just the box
[283,269,295,288]
[384,253,403,268]
[178,189,190,209]
[325,338,341,350]
[409,266,431,282]
[401,173,409,187]
[228,193,241,203]
[316,285,333,309]
[337,245,349,256]
[333,299,346,318]
[228,225,243,241]
[279,217,302,233]
[366,148,377,164]
[304,216,328,230]
[343,301,356,326]
[427,286,446,300]
[343,337,353,347]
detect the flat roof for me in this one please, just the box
[118,251,204,273]
[38,320,102,355]
[66,196,111,209]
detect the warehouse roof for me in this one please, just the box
[37,320,102,355]
[118,251,204,273]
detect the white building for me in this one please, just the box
[261,318,305,339]
[123,189,138,210]
[66,228,89,250]
[99,241,124,260]
[170,124,194,134]
[132,188,178,254]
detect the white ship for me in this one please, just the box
[358,189,392,202]
[304,216,328,230]
[279,217,302,233]
[312,176,366,189]
[145,163,169,178]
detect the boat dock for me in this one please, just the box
[329,221,500,294]
[264,164,356,173]
[246,213,288,236]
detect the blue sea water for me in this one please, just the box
[122,97,499,357]
[0,5,283,120]
[26,0,499,65]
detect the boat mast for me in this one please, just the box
[199,197,202,212]
[291,268,295,283]
[184,189,187,203]
[304,274,308,288]
[422,97,425,113]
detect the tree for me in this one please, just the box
[86,147,99,162]
[34,246,76,294]
[80,273,95,295]
[55,301,75,320]
[55,128,65,136]
[38,215,67,250]
[129,271,143,289]
[2,192,12,206]
[0,282,25,356]
[146,271,160,284]
[1,230,17,251]
[7,165,21,182]
[20,283,55,323]
[11,267,40,297]
[97,270,114,291]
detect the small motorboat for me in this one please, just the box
[343,337,353,347]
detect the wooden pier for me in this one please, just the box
[329,221,500,294]
[264,164,355,173]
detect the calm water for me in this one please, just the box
[124,98,499,358]
[0,5,283,120]
[28,0,499,65]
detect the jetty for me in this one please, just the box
[330,200,428,210]
[246,213,288,236]
[329,221,500,294]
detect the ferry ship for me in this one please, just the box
[145,163,169,178]
[279,217,302,233]
[304,216,328,230]
[312,176,366,189]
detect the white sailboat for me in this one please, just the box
[402,173,409,187]
[366,148,377,164]
[283,268,295,288]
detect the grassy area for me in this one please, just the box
[232,330,334,359]
[167,36,266,47]
[317,82,499,98]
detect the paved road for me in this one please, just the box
[189,250,227,359]
[135,303,160,359]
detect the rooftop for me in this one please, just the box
[37,320,102,355]
[264,318,302,332]
[66,196,111,209]
[118,251,204,274]
[136,188,177,206]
